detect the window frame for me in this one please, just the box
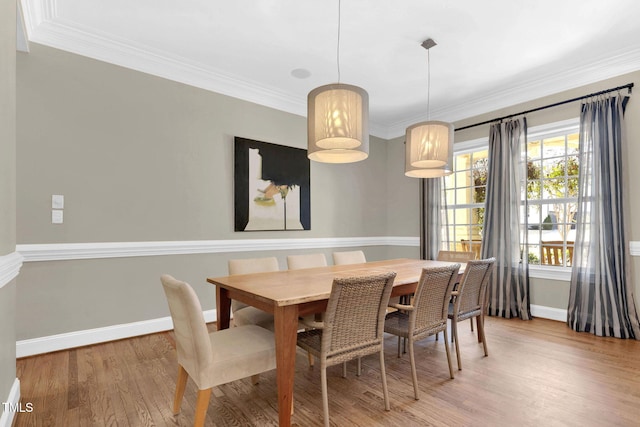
[446,118,579,281]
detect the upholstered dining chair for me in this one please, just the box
[296,271,397,427]
[160,274,276,427]
[228,257,279,330]
[448,258,496,370]
[287,253,329,366]
[384,264,460,399]
[286,253,328,270]
[332,250,366,265]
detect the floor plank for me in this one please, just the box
[15,317,640,426]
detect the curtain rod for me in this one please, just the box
[455,82,634,132]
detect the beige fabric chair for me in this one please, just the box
[448,258,496,370]
[160,275,276,427]
[332,250,366,265]
[437,250,475,262]
[384,264,460,399]
[297,271,396,427]
[228,257,279,330]
[286,253,328,366]
[286,253,328,270]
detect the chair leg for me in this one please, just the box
[408,339,419,400]
[173,365,189,415]
[251,374,260,385]
[194,388,212,427]
[397,336,401,358]
[379,350,391,411]
[470,317,474,332]
[442,329,455,379]
[342,362,347,378]
[357,357,362,377]
[452,318,462,370]
[321,367,330,427]
[478,314,488,356]
[307,351,315,367]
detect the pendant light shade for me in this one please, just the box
[405,130,453,178]
[404,38,454,178]
[406,120,454,168]
[308,83,369,163]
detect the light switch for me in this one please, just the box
[52,210,63,224]
[52,195,64,209]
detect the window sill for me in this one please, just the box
[528,265,571,281]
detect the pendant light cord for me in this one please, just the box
[336,0,342,83]
[426,48,431,121]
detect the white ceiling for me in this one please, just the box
[18,0,640,139]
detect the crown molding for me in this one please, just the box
[377,46,640,139]
[0,252,24,290]
[20,1,640,140]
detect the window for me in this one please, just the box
[442,119,579,274]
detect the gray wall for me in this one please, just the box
[453,70,640,310]
[0,0,17,417]
[16,44,416,340]
[14,41,640,343]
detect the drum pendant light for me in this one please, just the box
[405,39,454,177]
[308,0,369,163]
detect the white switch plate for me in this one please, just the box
[52,195,64,209]
[52,210,63,224]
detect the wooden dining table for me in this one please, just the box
[207,258,465,426]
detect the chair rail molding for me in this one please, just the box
[0,252,24,289]
[16,236,420,262]
[0,378,20,427]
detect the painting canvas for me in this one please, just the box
[234,137,310,231]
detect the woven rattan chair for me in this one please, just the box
[384,264,460,399]
[160,275,276,427]
[228,257,279,330]
[437,250,475,262]
[448,258,496,370]
[297,271,396,427]
[436,250,476,333]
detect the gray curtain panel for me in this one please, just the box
[421,177,445,260]
[568,96,640,339]
[483,118,531,320]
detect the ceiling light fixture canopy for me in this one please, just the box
[307,0,369,164]
[405,38,454,178]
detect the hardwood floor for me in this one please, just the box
[15,317,640,426]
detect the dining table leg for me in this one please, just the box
[216,286,231,330]
[273,304,299,427]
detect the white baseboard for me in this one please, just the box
[531,304,567,322]
[0,378,20,427]
[16,310,217,358]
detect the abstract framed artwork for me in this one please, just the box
[234,137,310,231]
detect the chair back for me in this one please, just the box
[160,274,213,387]
[287,253,328,270]
[228,257,279,312]
[460,239,482,260]
[321,271,396,365]
[453,258,496,319]
[332,250,366,265]
[437,250,475,262]
[411,264,460,339]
